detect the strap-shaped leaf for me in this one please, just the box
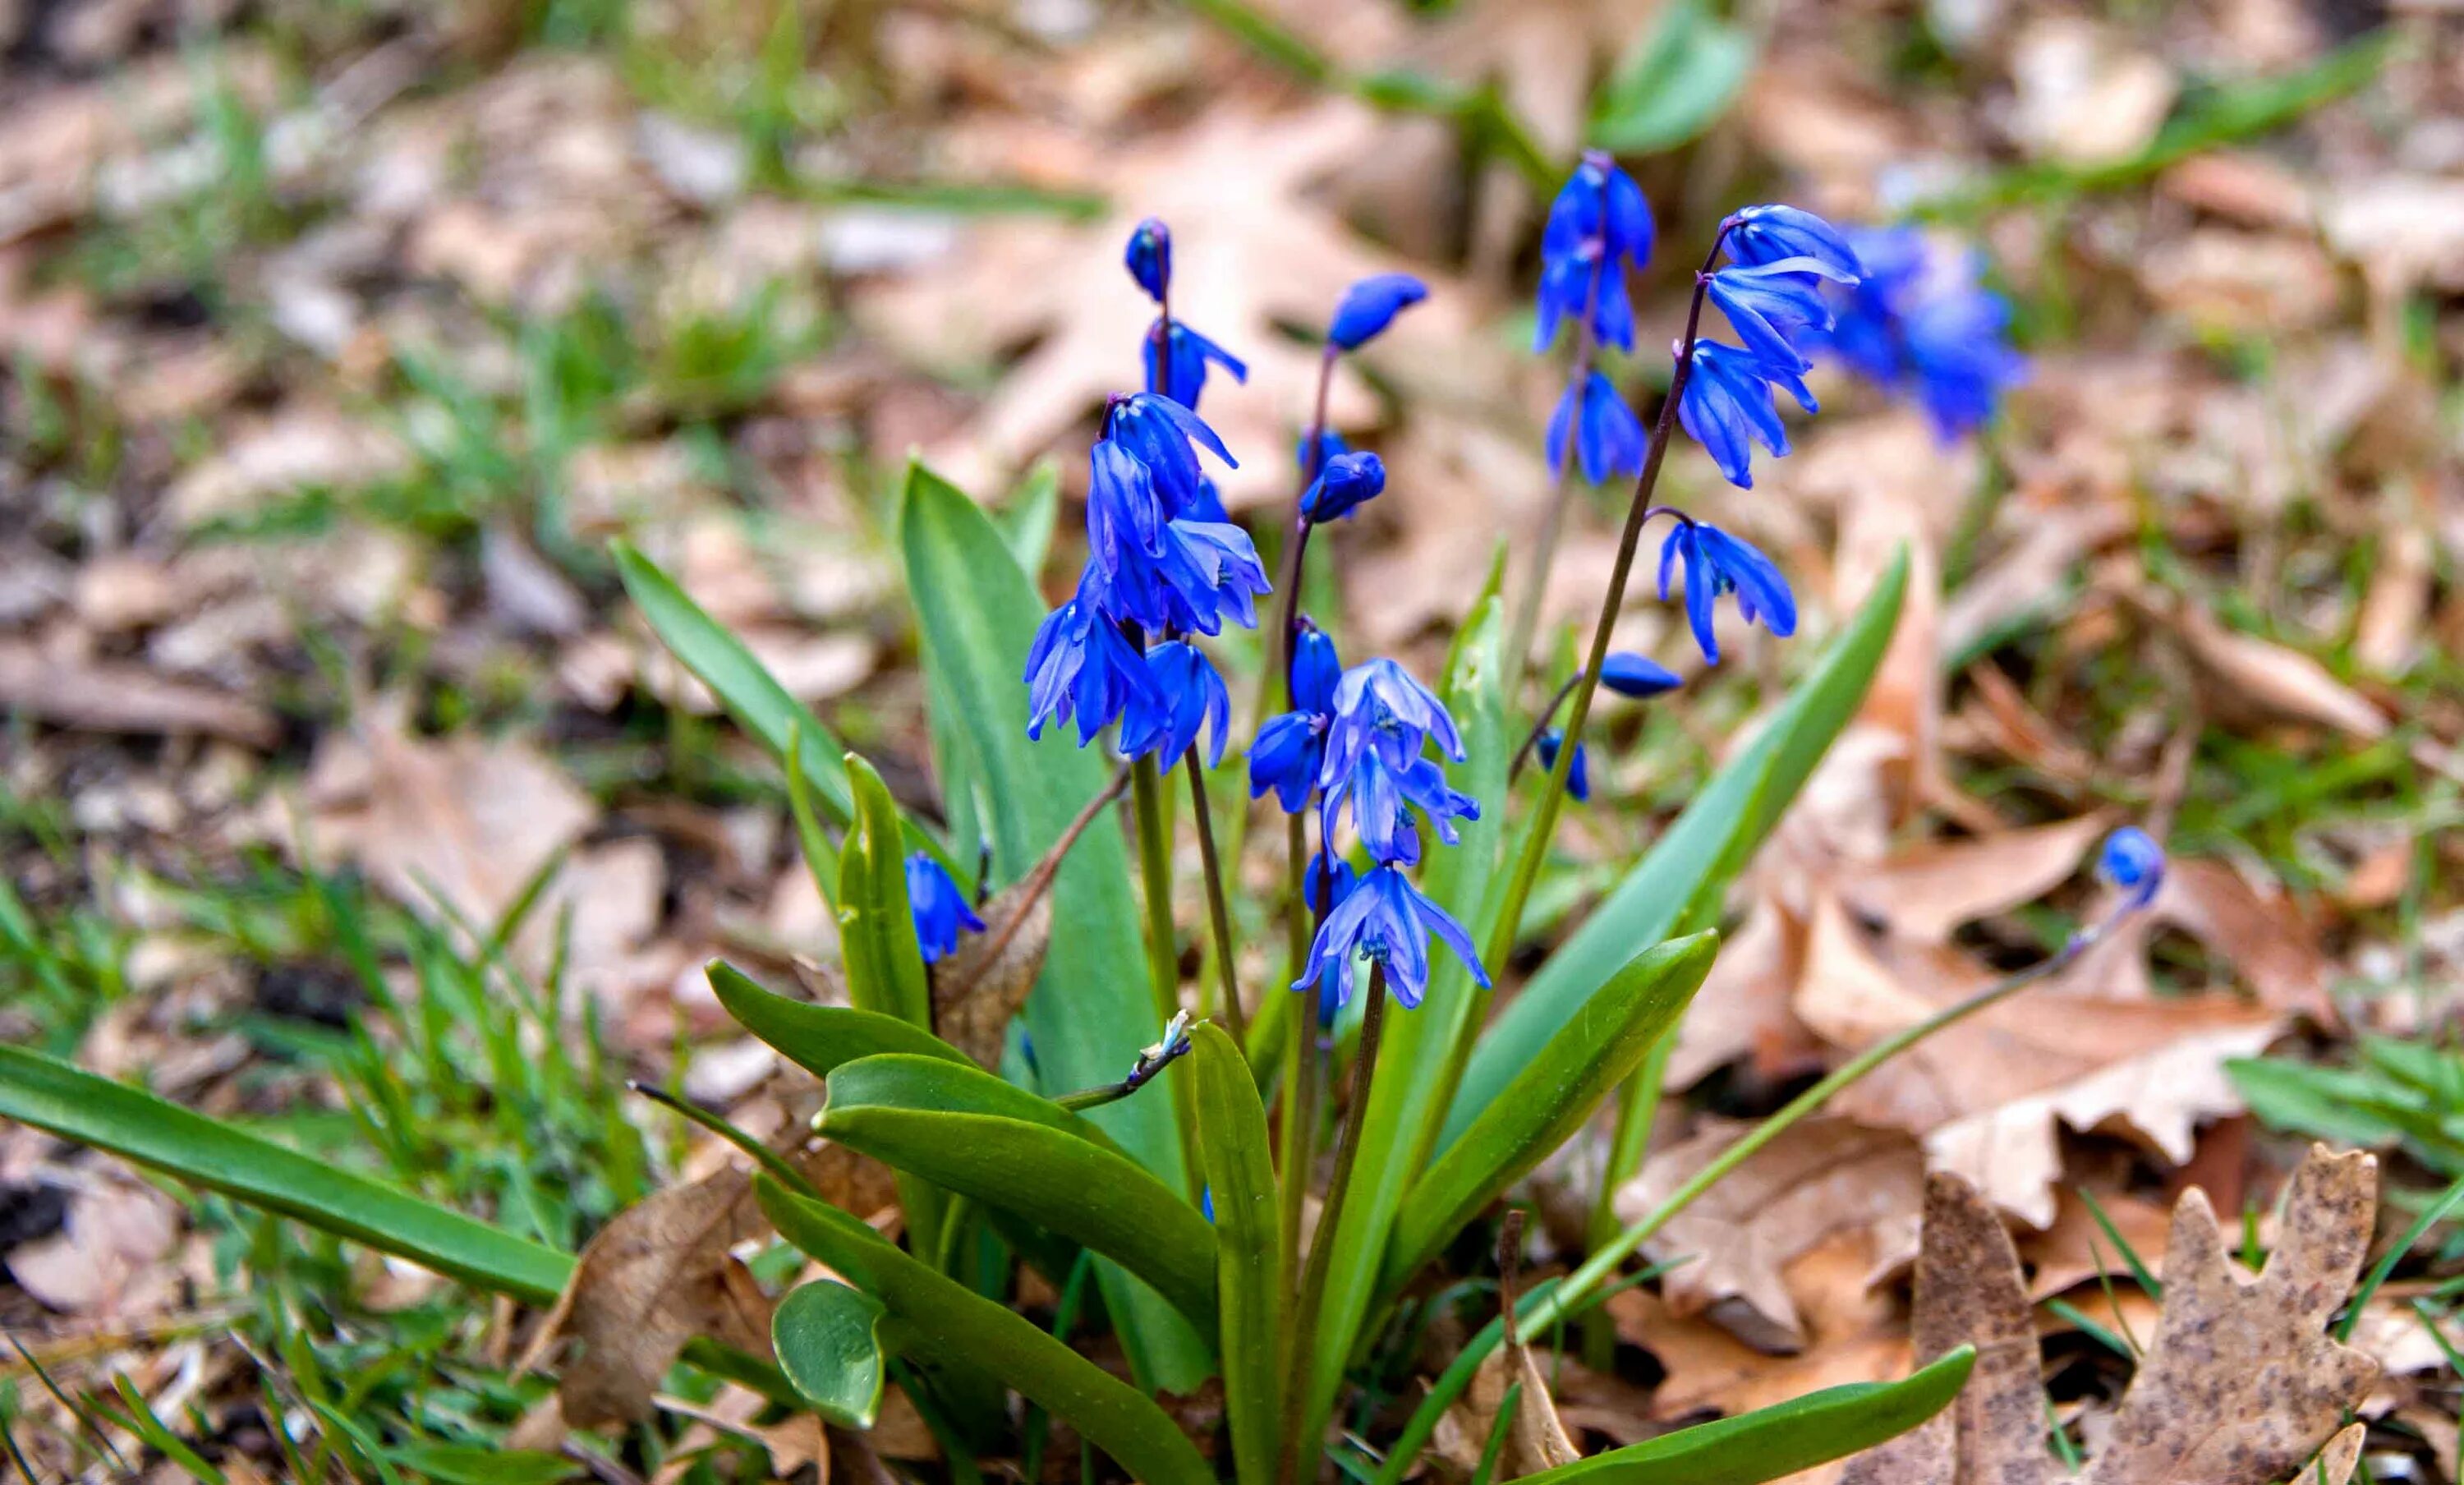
[1188,1024,1280,1485]
[820,1055,1218,1330]
[1442,553,1906,1152]
[1386,932,1717,1293]
[708,962,967,1080]
[899,459,1207,1388]
[839,754,934,1031]
[757,1179,1215,1485]
[0,1044,571,1303]
[774,1280,889,1429]
[1510,1345,1975,1485]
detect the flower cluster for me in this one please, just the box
[1679,205,1860,490]
[1535,152,1655,485]
[1815,223,2025,441]
[1275,658,1488,1012]
[1023,230,1270,770]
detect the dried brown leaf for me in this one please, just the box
[1841,1147,2380,1485]
[0,642,277,747]
[928,875,1052,1069]
[1841,816,2112,947]
[519,1167,774,1428]
[2168,601,2388,742]
[1461,1329,1581,1478]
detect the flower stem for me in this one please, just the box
[1129,753,1200,1187]
[1276,813,1320,1326]
[1508,669,1586,782]
[1368,905,2135,1485]
[1278,966,1391,1485]
[1482,233,1730,976]
[1184,750,1248,1048]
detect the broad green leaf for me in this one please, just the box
[389,1445,582,1485]
[614,539,854,826]
[757,1179,1216,1485]
[1188,1024,1279,1485]
[899,458,1207,1389]
[1511,1346,1975,1485]
[1588,0,1755,154]
[998,461,1063,577]
[774,1280,889,1428]
[1383,931,1717,1293]
[1304,575,1512,1437]
[820,1055,1218,1331]
[708,961,968,1080]
[0,1044,572,1304]
[839,754,934,1030]
[1443,553,1907,1152]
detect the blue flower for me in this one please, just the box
[1121,641,1231,768]
[1535,729,1589,802]
[1125,218,1170,302]
[1535,151,1653,353]
[1106,393,1237,521]
[1248,625,1341,811]
[1599,652,1681,697]
[1086,438,1166,584]
[1024,572,1159,744]
[1302,450,1386,522]
[1323,747,1479,867]
[1705,258,1855,375]
[2097,826,2166,911]
[1721,205,1860,279]
[1328,274,1428,350]
[1657,521,1796,665]
[1293,864,1489,1010]
[904,852,985,963]
[1303,853,1358,1025]
[1545,370,1646,485]
[1677,341,1813,490]
[1319,657,1464,789]
[1819,225,2025,441]
[1147,321,1248,411]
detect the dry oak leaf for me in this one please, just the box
[1841,1146,2379,1485]
[0,641,278,748]
[857,101,1473,508]
[1613,1118,1924,1353]
[518,1167,775,1428]
[2166,600,2388,743]
[1840,815,2114,948]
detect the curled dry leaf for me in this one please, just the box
[517,1167,775,1429]
[2165,600,2388,742]
[927,874,1052,1069]
[0,641,278,747]
[1841,1145,2379,1485]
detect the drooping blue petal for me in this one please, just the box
[1536,729,1590,802]
[1657,521,1795,666]
[1598,652,1681,697]
[1085,437,1165,582]
[1721,204,1861,279]
[1328,274,1428,350]
[1297,428,1350,481]
[1124,218,1170,303]
[1247,710,1326,813]
[1677,341,1793,489]
[1302,450,1386,522]
[1320,657,1464,789]
[904,852,985,963]
[1289,623,1342,715]
[1024,571,1160,743]
[1121,641,1232,769]
[1290,865,1486,1011]
[1705,257,1853,375]
[1547,370,1646,486]
[1147,321,1249,410]
[1106,392,1237,521]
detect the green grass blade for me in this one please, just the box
[709,960,968,1078]
[1443,552,1907,1152]
[775,1280,890,1428]
[1383,932,1717,1294]
[757,1179,1216,1485]
[0,1045,570,1304]
[1508,1346,1974,1485]
[1188,1024,1280,1485]
[898,458,1208,1389]
[821,1055,1219,1332]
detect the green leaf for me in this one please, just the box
[1384,931,1717,1292]
[757,1179,1216,1485]
[1588,0,1755,154]
[1511,1346,1975,1485]
[774,1280,890,1428]
[614,538,854,826]
[1304,575,1513,1436]
[709,960,968,1081]
[839,754,934,1030]
[389,1445,582,1485]
[1443,552,1907,1152]
[0,1044,570,1305]
[1188,1024,1279,1485]
[899,458,1207,1389]
[998,462,1063,578]
[820,1054,1219,1332]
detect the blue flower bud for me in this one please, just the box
[903,852,985,963]
[2097,826,2166,910]
[1598,652,1681,697]
[1721,205,1861,280]
[1535,729,1589,802]
[1297,429,1350,480]
[1125,218,1170,302]
[1327,274,1427,350]
[1657,520,1795,666]
[1290,623,1341,714]
[1301,450,1386,522]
